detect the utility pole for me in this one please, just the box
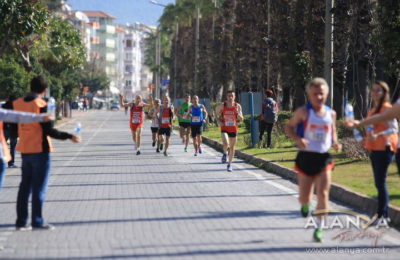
[155,26,161,99]
[194,7,200,92]
[324,0,334,106]
[267,0,271,92]
[173,22,178,100]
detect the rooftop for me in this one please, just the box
[81,11,116,19]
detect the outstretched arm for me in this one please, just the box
[0,108,51,123]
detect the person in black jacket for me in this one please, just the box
[2,95,19,168]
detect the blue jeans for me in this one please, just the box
[8,137,17,166]
[0,159,5,191]
[369,150,393,218]
[16,153,51,227]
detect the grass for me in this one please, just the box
[202,124,400,208]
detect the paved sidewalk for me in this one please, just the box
[0,110,399,259]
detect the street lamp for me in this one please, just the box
[148,0,166,98]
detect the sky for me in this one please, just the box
[67,0,175,26]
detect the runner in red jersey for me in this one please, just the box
[119,94,151,155]
[216,91,243,172]
[157,96,174,156]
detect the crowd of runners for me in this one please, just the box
[119,91,243,173]
[1,76,397,245]
[117,77,398,243]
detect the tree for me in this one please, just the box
[0,58,31,98]
[0,0,50,70]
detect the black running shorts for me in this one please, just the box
[295,151,334,177]
[158,127,171,137]
[191,125,203,138]
[221,131,237,138]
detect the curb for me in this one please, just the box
[201,135,400,226]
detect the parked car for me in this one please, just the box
[110,102,120,111]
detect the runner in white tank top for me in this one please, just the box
[285,78,341,243]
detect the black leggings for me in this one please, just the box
[259,121,274,148]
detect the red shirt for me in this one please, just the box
[221,103,238,133]
[160,107,172,128]
[130,103,144,128]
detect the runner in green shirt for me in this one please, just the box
[176,94,192,152]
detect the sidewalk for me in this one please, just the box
[0,110,399,259]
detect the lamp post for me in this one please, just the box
[148,0,167,98]
[324,0,334,106]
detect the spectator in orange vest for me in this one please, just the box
[13,76,81,231]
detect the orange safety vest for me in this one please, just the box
[0,122,11,162]
[365,102,398,152]
[13,97,53,154]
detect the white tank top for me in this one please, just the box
[151,108,159,128]
[303,106,333,153]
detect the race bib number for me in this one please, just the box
[310,125,328,142]
[162,118,170,124]
[132,112,141,124]
[225,121,235,127]
[192,116,201,123]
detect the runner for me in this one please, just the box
[119,94,151,155]
[284,77,341,242]
[216,91,244,172]
[189,95,208,156]
[176,94,192,152]
[158,96,174,156]
[149,99,161,151]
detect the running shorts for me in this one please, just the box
[158,127,171,137]
[151,127,159,133]
[179,122,191,128]
[191,125,203,138]
[221,130,237,138]
[130,123,144,131]
[295,151,334,177]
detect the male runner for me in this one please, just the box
[158,96,174,156]
[189,95,208,156]
[216,91,243,172]
[285,77,341,242]
[149,99,161,150]
[119,94,151,155]
[176,94,192,152]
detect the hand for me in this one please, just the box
[295,138,309,150]
[71,136,81,143]
[332,142,342,152]
[344,120,360,128]
[42,115,54,122]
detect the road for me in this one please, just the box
[0,110,399,259]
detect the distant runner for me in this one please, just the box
[119,94,151,155]
[158,96,174,156]
[189,95,208,156]
[285,77,341,242]
[216,91,243,172]
[176,94,192,152]
[149,99,161,151]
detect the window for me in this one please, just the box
[125,53,132,60]
[126,39,132,48]
[125,65,133,73]
[126,80,132,86]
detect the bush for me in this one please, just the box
[341,137,369,159]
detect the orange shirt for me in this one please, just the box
[365,102,398,152]
[13,97,53,154]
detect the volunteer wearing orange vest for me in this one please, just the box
[119,94,151,155]
[216,91,244,172]
[364,81,398,224]
[0,109,51,192]
[158,96,174,157]
[13,76,81,231]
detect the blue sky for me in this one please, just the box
[67,0,175,26]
